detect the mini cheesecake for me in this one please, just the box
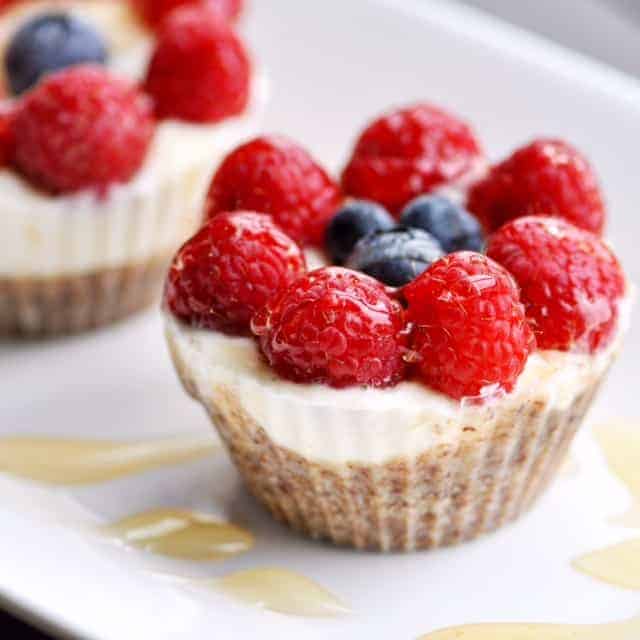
[0,2,266,336]
[162,127,630,551]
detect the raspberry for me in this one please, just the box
[341,103,483,215]
[165,211,306,335]
[132,0,242,28]
[207,136,343,247]
[251,267,408,388]
[468,139,605,234]
[0,104,15,167]
[487,217,625,353]
[143,6,250,123]
[12,65,154,194]
[404,252,534,401]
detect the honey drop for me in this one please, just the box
[419,617,640,639]
[105,508,254,561]
[0,435,218,485]
[573,538,640,590]
[593,421,640,525]
[217,567,350,617]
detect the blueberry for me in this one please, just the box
[345,228,444,287]
[6,13,108,95]
[400,195,485,253]
[325,199,395,264]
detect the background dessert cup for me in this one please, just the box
[0,84,266,336]
[0,3,265,337]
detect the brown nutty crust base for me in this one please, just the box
[0,253,172,338]
[169,334,604,551]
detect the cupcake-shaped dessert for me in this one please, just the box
[163,110,630,551]
[0,1,265,336]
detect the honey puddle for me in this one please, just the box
[419,617,640,639]
[216,568,350,617]
[569,421,640,590]
[593,421,640,527]
[0,436,218,485]
[573,538,640,590]
[104,508,253,561]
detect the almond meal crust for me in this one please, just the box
[0,253,172,337]
[169,338,605,551]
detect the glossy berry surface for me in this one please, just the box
[325,199,395,264]
[487,216,625,353]
[251,267,408,388]
[468,138,605,234]
[5,12,108,95]
[144,6,250,123]
[165,211,307,335]
[404,252,534,401]
[346,227,444,287]
[400,195,484,253]
[341,103,483,215]
[133,0,243,28]
[12,65,154,194]
[207,136,343,247]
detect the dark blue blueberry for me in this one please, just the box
[400,195,485,254]
[325,199,395,264]
[6,13,108,95]
[345,227,444,287]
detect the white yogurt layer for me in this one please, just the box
[165,293,629,465]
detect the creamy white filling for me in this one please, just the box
[165,293,629,464]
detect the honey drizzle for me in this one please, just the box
[0,435,218,485]
[593,421,640,525]
[569,422,640,590]
[216,567,350,617]
[419,617,640,639]
[573,538,640,590]
[104,508,254,561]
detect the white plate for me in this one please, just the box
[2,1,640,638]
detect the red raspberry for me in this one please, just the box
[143,6,250,123]
[341,103,483,215]
[207,136,343,247]
[165,211,306,335]
[487,216,625,353]
[468,139,605,234]
[404,252,534,401]
[132,0,243,27]
[251,267,408,388]
[12,65,154,194]
[0,103,15,167]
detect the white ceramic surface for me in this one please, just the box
[1,1,639,638]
